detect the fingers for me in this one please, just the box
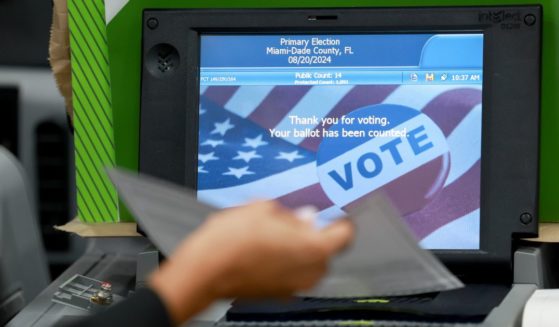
[319,219,354,255]
[250,200,307,227]
[293,205,318,227]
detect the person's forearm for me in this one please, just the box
[150,269,215,325]
[141,202,353,326]
[149,239,225,325]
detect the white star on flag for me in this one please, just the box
[211,118,235,136]
[201,139,225,148]
[275,150,304,163]
[198,166,208,173]
[243,134,268,149]
[198,152,219,163]
[199,106,207,115]
[233,150,262,163]
[223,166,255,179]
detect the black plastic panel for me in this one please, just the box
[139,6,541,274]
[0,87,18,156]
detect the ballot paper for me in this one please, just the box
[522,289,559,327]
[299,195,464,297]
[107,168,463,297]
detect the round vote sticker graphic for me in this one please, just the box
[316,104,450,215]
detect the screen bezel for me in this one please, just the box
[139,6,541,277]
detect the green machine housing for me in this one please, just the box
[68,0,558,223]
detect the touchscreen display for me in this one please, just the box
[197,34,483,250]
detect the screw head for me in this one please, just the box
[524,14,536,26]
[147,18,159,30]
[520,213,533,225]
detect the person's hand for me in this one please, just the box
[149,200,354,325]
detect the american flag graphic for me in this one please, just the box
[197,84,482,248]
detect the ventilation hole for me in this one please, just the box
[0,87,18,156]
[35,122,70,252]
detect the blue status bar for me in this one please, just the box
[200,69,483,86]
